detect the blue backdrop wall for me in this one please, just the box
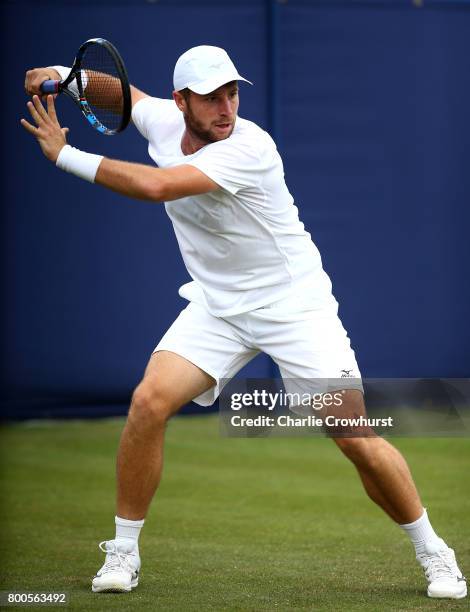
[1,0,469,419]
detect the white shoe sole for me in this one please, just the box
[427,584,467,599]
[92,576,138,593]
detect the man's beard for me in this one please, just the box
[184,107,234,144]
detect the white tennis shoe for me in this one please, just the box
[92,540,140,593]
[417,538,467,599]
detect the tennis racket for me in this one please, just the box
[40,38,131,135]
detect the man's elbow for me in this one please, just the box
[144,176,168,202]
[145,177,190,202]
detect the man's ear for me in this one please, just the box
[173,90,186,112]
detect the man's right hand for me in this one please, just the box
[24,68,62,97]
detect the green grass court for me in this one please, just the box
[0,415,468,611]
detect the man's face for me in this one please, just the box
[176,81,239,144]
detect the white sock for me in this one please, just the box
[115,516,144,550]
[400,508,442,556]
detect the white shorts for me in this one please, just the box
[154,289,362,407]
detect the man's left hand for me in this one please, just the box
[21,95,69,163]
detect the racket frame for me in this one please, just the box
[41,38,131,135]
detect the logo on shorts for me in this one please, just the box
[340,369,354,378]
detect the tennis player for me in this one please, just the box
[23,45,466,599]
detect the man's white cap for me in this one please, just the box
[173,45,252,95]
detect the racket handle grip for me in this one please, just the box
[40,80,60,94]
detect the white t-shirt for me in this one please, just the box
[132,97,332,317]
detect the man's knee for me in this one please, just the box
[128,381,180,429]
[333,436,382,469]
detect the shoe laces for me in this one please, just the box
[98,540,136,576]
[421,547,459,582]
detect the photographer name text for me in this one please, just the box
[230,414,394,428]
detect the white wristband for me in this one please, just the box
[50,65,70,82]
[56,145,103,183]
[50,65,88,98]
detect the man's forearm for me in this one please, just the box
[95,158,218,202]
[51,66,125,113]
[55,144,217,202]
[23,76,215,202]
[25,66,147,116]
[83,71,124,113]
[95,158,165,202]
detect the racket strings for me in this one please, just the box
[80,44,126,131]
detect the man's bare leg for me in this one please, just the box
[329,390,422,523]
[329,390,467,599]
[117,350,215,520]
[92,350,215,593]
